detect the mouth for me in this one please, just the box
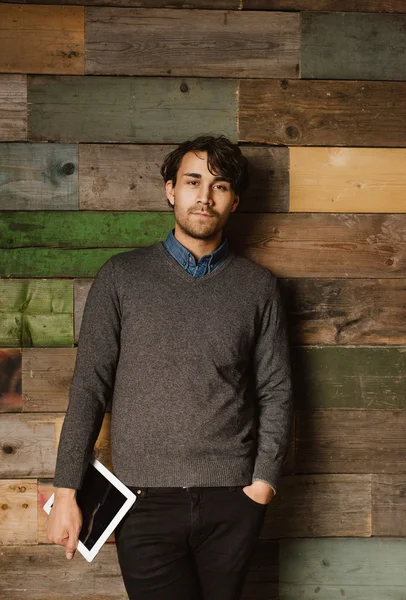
[192,212,213,218]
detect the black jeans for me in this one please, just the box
[114,485,268,600]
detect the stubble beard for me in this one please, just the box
[175,205,225,241]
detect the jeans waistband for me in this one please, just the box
[129,485,242,497]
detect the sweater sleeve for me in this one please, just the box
[251,277,293,493]
[52,257,121,489]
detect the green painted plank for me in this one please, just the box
[301,12,406,81]
[28,76,237,143]
[291,346,406,409]
[1,248,136,277]
[280,538,406,598]
[0,279,73,346]
[0,143,78,209]
[0,211,174,248]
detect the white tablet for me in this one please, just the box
[43,457,137,562]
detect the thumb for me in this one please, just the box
[66,551,74,560]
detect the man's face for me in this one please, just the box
[165,150,239,241]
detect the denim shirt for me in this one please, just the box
[162,229,230,277]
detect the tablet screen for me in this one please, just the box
[76,461,128,551]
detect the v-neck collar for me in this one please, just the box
[156,241,236,284]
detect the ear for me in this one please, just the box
[165,180,175,207]
[231,194,240,212]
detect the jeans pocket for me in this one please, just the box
[238,487,267,509]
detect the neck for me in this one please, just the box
[173,225,223,261]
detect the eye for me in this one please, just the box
[215,184,228,191]
[187,180,198,185]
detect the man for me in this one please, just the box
[46,135,293,600]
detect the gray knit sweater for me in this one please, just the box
[53,242,293,492]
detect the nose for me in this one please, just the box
[197,185,213,205]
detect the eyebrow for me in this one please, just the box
[182,172,230,183]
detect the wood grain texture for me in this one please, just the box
[295,409,406,474]
[14,346,406,412]
[291,347,406,408]
[13,0,239,6]
[227,213,406,278]
[0,279,73,347]
[0,544,128,599]
[239,79,406,146]
[301,12,406,81]
[1,211,174,249]
[0,5,84,75]
[279,538,406,599]
[0,540,277,599]
[22,348,77,412]
[281,278,406,345]
[0,414,112,478]
[0,143,78,210]
[28,76,237,143]
[0,480,37,545]
[79,144,289,212]
[86,8,300,78]
[1,248,137,278]
[7,212,402,279]
[372,474,406,536]
[290,147,406,213]
[0,348,22,412]
[264,474,371,538]
[243,0,406,11]
[0,75,27,141]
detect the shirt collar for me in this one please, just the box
[163,228,230,268]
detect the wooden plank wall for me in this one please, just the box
[0,2,405,598]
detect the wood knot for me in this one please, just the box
[2,444,15,455]
[62,162,75,176]
[180,82,189,93]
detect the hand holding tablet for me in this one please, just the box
[44,457,137,562]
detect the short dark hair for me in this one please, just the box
[160,135,250,210]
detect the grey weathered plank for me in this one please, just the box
[372,474,406,536]
[0,143,78,210]
[0,540,277,599]
[279,538,406,599]
[291,346,406,409]
[295,409,406,474]
[244,0,406,12]
[0,544,128,598]
[301,12,406,81]
[239,79,406,146]
[22,348,77,412]
[265,474,371,538]
[0,279,73,347]
[79,144,289,212]
[28,76,237,143]
[86,8,300,78]
[0,413,112,477]
[281,279,406,345]
[0,75,27,141]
